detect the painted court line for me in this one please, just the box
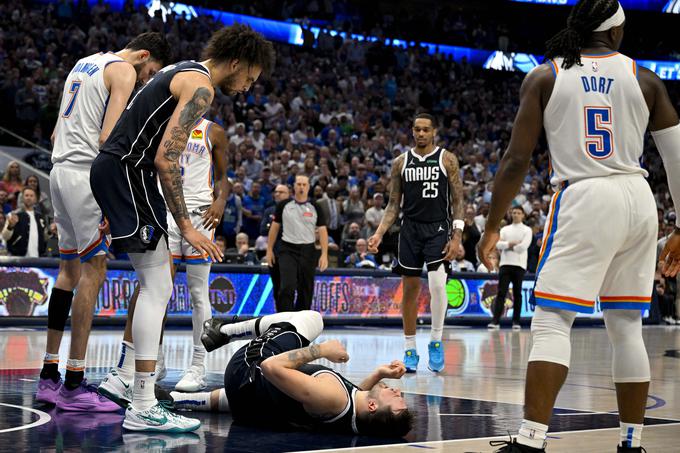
[0,403,51,434]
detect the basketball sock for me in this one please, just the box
[619,422,643,448]
[131,371,157,411]
[220,311,323,343]
[219,318,258,338]
[404,335,417,351]
[40,353,60,381]
[64,359,86,390]
[170,388,229,412]
[517,419,548,449]
[191,345,206,371]
[428,264,448,342]
[116,340,136,379]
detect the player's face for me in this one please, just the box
[222,62,262,96]
[373,382,408,413]
[412,119,436,148]
[135,60,163,86]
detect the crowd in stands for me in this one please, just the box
[0,1,678,280]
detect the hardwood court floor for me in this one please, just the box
[0,325,678,452]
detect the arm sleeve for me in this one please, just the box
[314,202,327,227]
[274,200,287,223]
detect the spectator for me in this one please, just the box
[222,182,243,248]
[226,232,257,265]
[451,244,474,273]
[345,238,377,268]
[342,186,365,225]
[477,249,500,273]
[341,222,362,262]
[0,190,12,214]
[488,206,533,330]
[266,175,328,312]
[243,145,264,180]
[215,236,228,256]
[0,161,23,209]
[364,193,385,237]
[0,212,7,255]
[242,182,265,240]
[462,205,481,267]
[17,174,52,221]
[2,187,47,257]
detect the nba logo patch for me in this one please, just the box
[140,225,154,244]
[592,61,599,72]
[191,130,203,139]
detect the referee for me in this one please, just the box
[266,175,328,311]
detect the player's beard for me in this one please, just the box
[220,71,240,96]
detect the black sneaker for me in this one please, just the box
[201,317,235,352]
[617,445,647,453]
[489,438,546,453]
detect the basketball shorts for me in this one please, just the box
[50,164,109,262]
[393,217,451,276]
[168,207,214,264]
[224,322,308,425]
[533,174,657,313]
[90,152,167,253]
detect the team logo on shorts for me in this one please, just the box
[140,225,155,244]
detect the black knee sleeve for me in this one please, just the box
[47,288,74,331]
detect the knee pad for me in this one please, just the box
[529,306,577,368]
[47,288,74,331]
[604,310,650,382]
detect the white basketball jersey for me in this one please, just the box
[181,118,214,210]
[52,52,126,167]
[543,52,649,186]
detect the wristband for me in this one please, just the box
[452,219,465,232]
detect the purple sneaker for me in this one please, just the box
[36,377,62,404]
[56,379,122,412]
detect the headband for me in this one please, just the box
[593,2,625,32]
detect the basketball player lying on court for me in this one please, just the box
[169,311,414,437]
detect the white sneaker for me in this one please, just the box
[487,323,500,330]
[663,316,674,325]
[122,432,200,451]
[155,349,167,382]
[174,366,207,392]
[123,402,201,432]
[98,369,133,408]
[512,324,521,331]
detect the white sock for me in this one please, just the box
[116,341,135,378]
[191,345,206,371]
[620,422,643,448]
[220,318,258,338]
[171,390,211,411]
[517,419,548,449]
[428,264,448,342]
[219,311,323,343]
[132,371,158,411]
[404,335,417,351]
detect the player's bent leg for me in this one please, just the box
[175,263,211,392]
[604,309,650,450]
[37,260,80,404]
[427,264,447,372]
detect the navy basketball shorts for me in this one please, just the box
[393,217,451,276]
[90,152,168,253]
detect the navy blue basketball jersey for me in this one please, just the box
[101,60,211,170]
[401,147,450,223]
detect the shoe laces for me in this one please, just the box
[489,434,522,452]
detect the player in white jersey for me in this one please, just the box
[36,33,171,412]
[99,118,228,400]
[478,1,680,452]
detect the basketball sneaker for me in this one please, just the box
[201,317,235,352]
[403,349,419,373]
[427,341,445,372]
[617,446,647,452]
[99,369,175,409]
[56,379,121,412]
[512,323,522,331]
[488,323,501,330]
[122,432,200,451]
[174,365,207,392]
[36,376,62,405]
[123,402,200,432]
[490,438,545,452]
[155,349,167,382]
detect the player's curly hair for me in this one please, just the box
[355,406,414,437]
[544,0,619,70]
[202,24,275,77]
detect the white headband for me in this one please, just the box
[593,2,625,32]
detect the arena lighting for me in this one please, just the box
[509,0,680,13]
[38,0,680,80]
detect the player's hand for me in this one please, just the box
[318,254,328,272]
[442,235,461,261]
[367,233,382,254]
[320,339,349,363]
[660,229,680,277]
[202,199,226,230]
[478,230,501,272]
[184,227,223,263]
[98,217,110,235]
[376,360,406,379]
[265,250,275,267]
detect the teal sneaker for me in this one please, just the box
[123,402,200,432]
[428,341,445,372]
[403,349,419,373]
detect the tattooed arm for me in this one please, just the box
[367,153,405,253]
[260,340,349,414]
[155,73,223,262]
[442,149,465,260]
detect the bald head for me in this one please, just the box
[274,184,290,202]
